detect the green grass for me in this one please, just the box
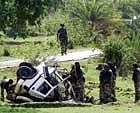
[36,104,140,113]
[0,106,37,113]
[0,36,93,61]
[1,103,139,113]
[0,68,17,81]
[0,54,139,113]
[1,102,140,113]
[0,36,59,59]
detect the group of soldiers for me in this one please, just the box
[0,24,140,103]
[66,61,140,104]
[96,62,140,104]
[56,24,140,104]
[0,61,140,104]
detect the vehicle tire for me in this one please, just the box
[16,96,33,103]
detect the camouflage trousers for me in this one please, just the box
[72,81,84,102]
[100,82,115,103]
[1,88,4,101]
[134,81,140,102]
[112,80,117,101]
[60,39,68,55]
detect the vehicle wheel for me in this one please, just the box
[16,96,33,103]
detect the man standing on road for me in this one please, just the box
[57,24,68,56]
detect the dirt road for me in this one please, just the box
[0,48,103,69]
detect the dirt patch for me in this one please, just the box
[0,41,29,46]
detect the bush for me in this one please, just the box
[3,48,10,56]
[103,36,129,77]
[39,10,69,36]
[103,36,127,68]
[103,34,140,77]
[68,40,74,49]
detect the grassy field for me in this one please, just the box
[0,36,93,61]
[0,36,59,60]
[0,58,139,113]
[1,103,140,113]
[0,37,139,113]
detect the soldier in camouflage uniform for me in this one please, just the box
[107,61,117,102]
[0,77,14,101]
[70,62,85,102]
[57,24,68,56]
[96,63,115,104]
[132,64,140,102]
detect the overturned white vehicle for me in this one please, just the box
[9,62,73,103]
[3,62,94,105]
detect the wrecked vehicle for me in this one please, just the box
[1,62,94,104]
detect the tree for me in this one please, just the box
[0,0,15,34]
[10,0,48,37]
[46,0,65,12]
[66,0,121,36]
[0,0,50,37]
[117,0,139,19]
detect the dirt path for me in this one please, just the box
[0,48,103,69]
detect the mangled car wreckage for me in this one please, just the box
[1,62,93,104]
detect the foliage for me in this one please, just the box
[0,0,52,37]
[15,0,48,25]
[103,36,127,67]
[46,0,65,12]
[0,0,140,77]
[66,0,122,36]
[103,34,140,76]
[117,0,135,19]
[117,0,140,19]
[0,0,15,33]
[67,0,109,23]
[39,10,96,47]
[3,48,10,56]
[39,10,69,36]
[126,34,140,64]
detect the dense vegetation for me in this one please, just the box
[0,0,140,76]
[0,1,140,112]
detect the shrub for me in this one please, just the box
[103,36,130,77]
[103,36,127,68]
[103,34,140,77]
[68,40,74,49]
[3,48,10,56]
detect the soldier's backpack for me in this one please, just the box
[58,28,67,39]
